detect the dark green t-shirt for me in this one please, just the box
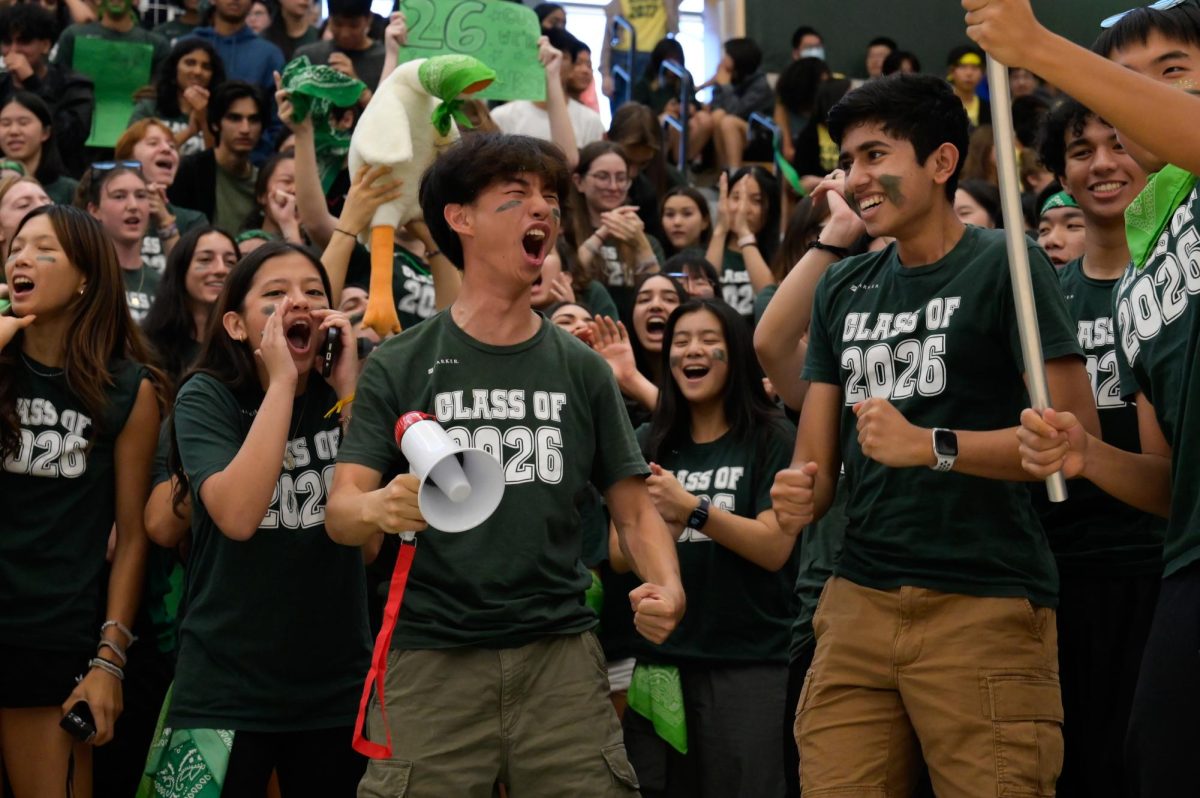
[0,357,146,652]
[580,279,620,320]
[1114,183,1200,578]
[1034,258,1163,574]
[346,244,436,330]
[168,373,371,731]
[803,226,1081,606]
[753,283,778,326]
[142,204,209,273]
[599,235,666,327]
[152,18,198,45]
[214,163,257,235]
[337,311,648,650]
[720,248,757,320]
[631,420,798,665]
[44,175,78,206]
[123,263,162,324]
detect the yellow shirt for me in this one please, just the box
[614,0,667,53]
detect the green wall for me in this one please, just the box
[747,0,1137,78]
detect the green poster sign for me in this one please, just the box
[74,38,154,148]
[397,0,546,102]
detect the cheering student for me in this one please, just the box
[78,164,157,323]
[327,133,684,796]
[769,73,1098,795]
[705,167,779,322]
[1032,95,1160,798]
[968,0,1200,792]
[151,242,368,795]
[0,205,162,797]
[616,298,797,798]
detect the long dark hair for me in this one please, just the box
[155,38,226,120]
[143,226,240,381]
[660,185,712,256]
[2,92,66,186]
[727,166,780,262]
[631,271,685,382]
[0,206,167,457]
[169,240,332,508]
[645,298,783,463]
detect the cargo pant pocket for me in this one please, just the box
[602,742,642,792]
[357,759,412,798]
[983,672,1064,797]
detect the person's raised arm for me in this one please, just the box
[705,172,733,271]
[405,218,461,309]
[377,12,408,88]
[539,36,579,170]
[964,0,1200,175]
[599,0,618,99]
[321,164,403,305]
[590,315,659,410]
[1018,394,1172,517]
[275,72,337,249]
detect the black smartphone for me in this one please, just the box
[322,327,340,378]
[60,700,96,743]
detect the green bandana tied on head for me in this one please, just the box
[627,662,688,754]
[1125,164,1197,271]
[280,56,366,193]
[418,55,497,137]
[1039,190,1079,218]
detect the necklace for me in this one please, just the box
[20,351,64,378]
[282,392,308,471]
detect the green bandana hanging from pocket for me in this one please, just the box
[627,662,688,754]
[1126,164,1197,271]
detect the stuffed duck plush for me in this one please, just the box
[349,54,496,337]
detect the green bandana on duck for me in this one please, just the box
[418,55,497,137]
[1126,164,1198,271]
[1040,190,1080,217]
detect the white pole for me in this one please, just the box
[986,54,1068,503]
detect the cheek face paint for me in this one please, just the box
[551,207,561,222]
[711,348,727,362]
[34,255,56,263]
[879,174,906,206]
[496,200,523,213]
[668,354,682,370]
[262,304,275,316]
[844,190,861,213]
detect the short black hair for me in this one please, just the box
[946,43,985,67]
[724,37,763,84]
[867,36,897,51]
[1037,97,1096,180]
[882,50,921,74]
[791,25,821,50]
[827,73,969,200]
[546,26,589,61]
[207,81,263,141]
[0,3,57,43]
[419,133,571,270]
[328,0,371,19]
[1012,93,1050,149]
[1093,4,1200,57]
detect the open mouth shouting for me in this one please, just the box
[681,362,710,384]
[644,313,668,342]
[521,224,551,267]
[9,273,34,300]
[284,317,313,356]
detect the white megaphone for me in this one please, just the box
[393,411,505,535]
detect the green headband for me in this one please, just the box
[236,229,273,244]
[419,55,497,137]
[1040,191,1080,217]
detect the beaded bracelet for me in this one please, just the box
[100,620,137,646]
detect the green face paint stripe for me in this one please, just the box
[496,200,522,213]
[551,208,561,221]
[34,256,55,262]
[879,174,905,206]
[711,348,727,362]
[263,305,275,316]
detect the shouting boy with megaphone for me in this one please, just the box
[327,133,685,796]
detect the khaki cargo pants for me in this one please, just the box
[357,632,641,797]
[795,577,1064,797]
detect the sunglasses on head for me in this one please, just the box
[1101,0,1191,28]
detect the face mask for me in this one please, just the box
[800,46,826,61]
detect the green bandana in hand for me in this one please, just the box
[280,56,367,192]
[1039,190,1079,217]
[1126,164,1197,271]
[418,55,497,137]
[627,662,687,754]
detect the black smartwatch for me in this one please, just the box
[931,428,958,472]
[685,495,711,533]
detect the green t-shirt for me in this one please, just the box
[580,279,620,320]
[214,163,258,235]
[346,244,436,330]
[168,373,371,731]
[1114,183,1200,578]
[803,226,1081,607]
[337,311,649,650]
[630,420,798,665]
[44,175,78,206]
[0,358,146,652]
[152,18,198,45]
[720,248,757,320]
[51,21,170,76]
[144,422,184,655]
[1034,258,1163,574]
[123,263,162,324]
[599,235,666,326]
[789,472,847,661]
[753,282,778,326]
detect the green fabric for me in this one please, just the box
[1114,181,1200,577]
[580,279,620,320]
[280,55,364,193]
[139,685,233,798]
[774,135,805,197]
[631,421,797,663]
[235,228,273,244]
[0,359,146,651]
[803,226,1081,606]
[338,313,649,649]
[627,663,687,754]
[122,264,162,324]
[169,373,371,731]
[752,283,777,326]
[213,163,257,235]
[1039,190,1080,217]
[719,248,756,319]
[598,234,666,326]
[1032,259,1164,574]
[585,567,604,617]
[51,21,170,74]
[1125,164,1197,271]
[43,175,78,205]
[152,18,197,44]
[418,55,497,136]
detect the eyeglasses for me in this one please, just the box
[587,171,631,187]
[90,160,142,175]
[1101,0,1189,28]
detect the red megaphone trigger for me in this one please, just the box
[394,411,434,446]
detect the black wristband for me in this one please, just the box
[808,240,850,259]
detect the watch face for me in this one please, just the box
[934,429,958,457]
